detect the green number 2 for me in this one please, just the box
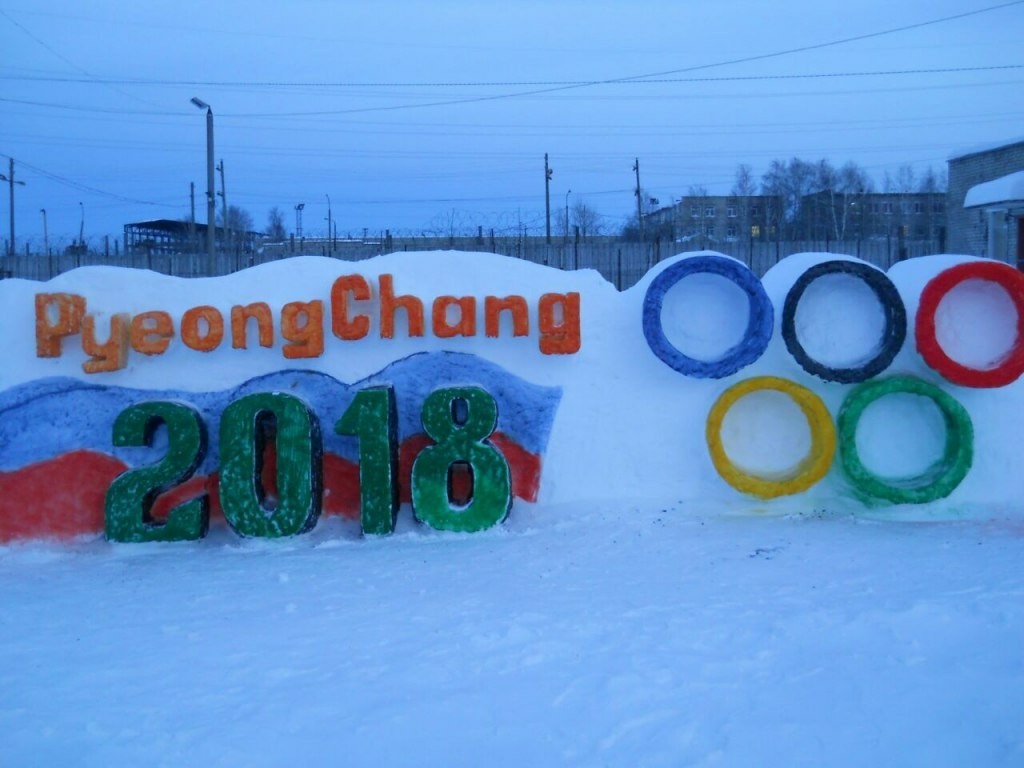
[104,402,208,543]
[411,387,511,532]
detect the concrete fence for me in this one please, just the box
[0,236,947,288]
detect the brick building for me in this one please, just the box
[947,136,1024,261]
[644,194,773,246]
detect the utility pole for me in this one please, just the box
[295,203,305,238]
[325,194,332,253]
[189,182,197,252]
[0,158,26,256]
[40,208,48,256]
[633,158,644,242]
[544,153,552,244]
[217,159,228,252]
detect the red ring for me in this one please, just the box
[915,261,1024,388]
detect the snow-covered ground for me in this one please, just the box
[2,503,1022,767]
[2,249,1023,765]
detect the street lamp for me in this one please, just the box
[40,209,48,256]
[0,158,26,256]
[190,97,216,266]
[78,201,85,246]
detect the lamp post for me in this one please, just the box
[0,158,26,256]
[78,201,85,246]
[40,208,48,256]
[190,97,216,267]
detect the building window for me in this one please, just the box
[726,205,737,218]
[882,202,893,215]
[690,206,700,218]
[933,201,944,213]
[705,224,715,237]
[726,224,737,238]
[704,205,715,218]
[871,203,880,214]
[913,201,923,214]
[750,206,760,217]
[751,225,761,238]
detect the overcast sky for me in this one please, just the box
[1,0,1022,247]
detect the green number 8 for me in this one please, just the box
[411,387,511,532]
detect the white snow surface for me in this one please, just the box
[2,251,1023,765]
[963,170,1024,209]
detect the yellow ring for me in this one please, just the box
[706,376,836,499]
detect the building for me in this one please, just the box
[645,191,944,248]
[948,137,1024,262]
[124,219,260,256]
[801,191,946,245]
[644,195,773,246]
[949,137,1024,258]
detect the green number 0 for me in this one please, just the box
[219,392,323,538]
[411,387,511,532]
[105,401,208,543]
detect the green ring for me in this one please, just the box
[838,376,973,504]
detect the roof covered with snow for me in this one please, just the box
[964,170,1024,209]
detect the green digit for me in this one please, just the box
[336,387,399,536]
[411,386,511,532]
[219,392,322,538]
[105,402,208,543]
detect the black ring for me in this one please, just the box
[782,260,906,384]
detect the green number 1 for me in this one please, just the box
[336,387,400,536]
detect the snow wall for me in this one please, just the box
[1,249,1022,542]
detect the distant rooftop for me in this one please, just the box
[948,135,1024,162]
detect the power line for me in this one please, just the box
[0,9,162,108]
[2,154,169,206]
[1,64,1019,89]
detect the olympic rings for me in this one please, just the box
[643,255,773,379]
[837,376,973,505]
[706,376,836,499]
[915,260,1024,388]
[783,260,907,383]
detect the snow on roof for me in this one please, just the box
[947,135,1024,162]
[963,170,1024,209]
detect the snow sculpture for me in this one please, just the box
[705,376,836,499]
[782,260,906,383]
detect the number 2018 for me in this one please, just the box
[104,386,512,543]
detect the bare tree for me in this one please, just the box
[730,164,758,258]
[571,200,602,239]
[266,206,286,242]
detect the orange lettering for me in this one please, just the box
[35,293,86,357]
[82,313,130,373]
[330,275,371,340]
[231,303,274,349]
[379,274,424,338]
[130,311,174,355]
[484,295,529,338]
[432,296,476,338]
[181,306,224,352]
[538,292,581,354]
[281,300,324,359]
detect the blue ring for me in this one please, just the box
[642,255,774,378]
